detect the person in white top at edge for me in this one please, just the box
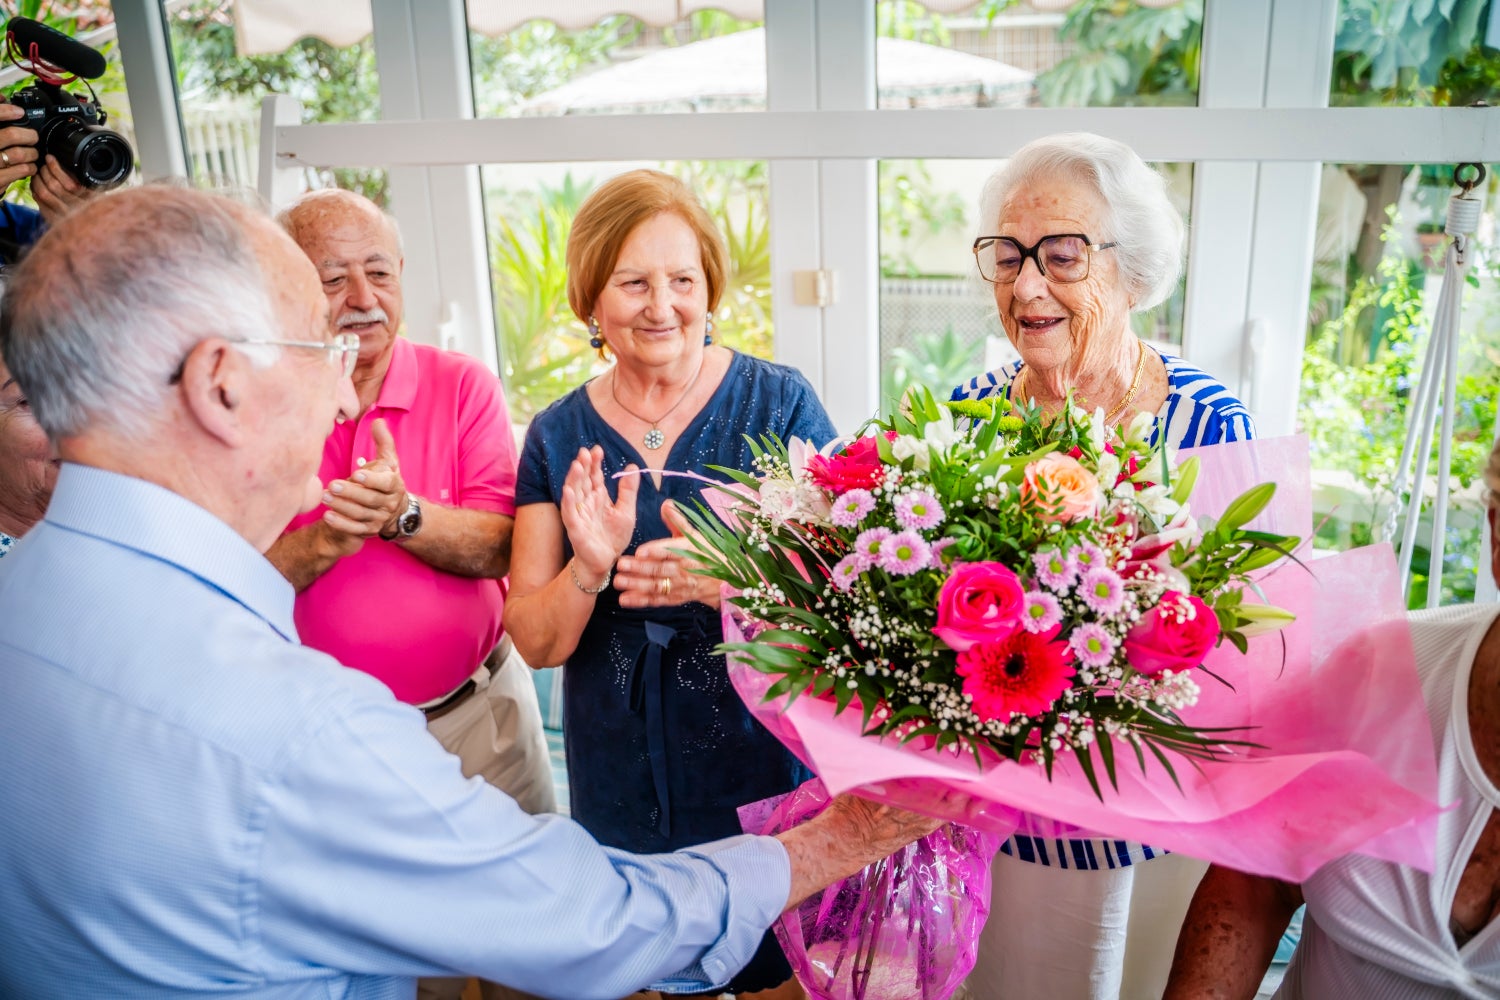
[1164,432,1500,1000]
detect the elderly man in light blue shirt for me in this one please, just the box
[0,186,938,999]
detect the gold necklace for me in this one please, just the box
[1011,342,1150,426]
[610,353,707,450]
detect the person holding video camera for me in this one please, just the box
[0,103,93,267]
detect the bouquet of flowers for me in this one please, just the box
[689,388,1299,797]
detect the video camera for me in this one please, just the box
[3,17,133,190]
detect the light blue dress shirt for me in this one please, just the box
[0,464,790,999]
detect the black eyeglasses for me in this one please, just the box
[168,334,360,384]
[972,234,1119,285]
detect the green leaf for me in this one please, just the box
[1074,743,1105,801]
[1216,483,1277,534]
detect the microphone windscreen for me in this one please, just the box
[5,17,107,80]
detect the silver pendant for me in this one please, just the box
[643,427,665,450]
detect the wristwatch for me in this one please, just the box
[382,494,423,541]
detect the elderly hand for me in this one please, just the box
[615,500,718,609]
[320,418,411,539]
[560,445,639,585]
[31,155,90,223]
[777,793,947,910]
[0,105,39,196]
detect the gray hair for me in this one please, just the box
[0,187,281,443]
[976,132,1186,311]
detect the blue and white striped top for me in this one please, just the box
[950,348,1255,869]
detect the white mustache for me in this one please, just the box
[338,309,388,328]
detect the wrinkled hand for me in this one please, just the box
[819,794,946,860]
[320,418,409,538]
[561,445,639,584]
[31,155,90,223]
[616,499,718,608]
[0,106,39,196]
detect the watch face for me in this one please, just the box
[399,510,421,535]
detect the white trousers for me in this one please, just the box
[964,850,1208,1000]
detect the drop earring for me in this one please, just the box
[703,312,714,346]
[588,316,603,350]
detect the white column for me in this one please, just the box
[109,0,188,181]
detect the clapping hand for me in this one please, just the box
[320,418,410,539]
[616,500,718,609]
[561,445,639,588]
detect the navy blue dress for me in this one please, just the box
[516,351,837,991]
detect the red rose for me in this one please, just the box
[806,434,889,496]
[1124,591,1220,675]
[932,561,1026,652]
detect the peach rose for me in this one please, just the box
[1021,452,1101,522]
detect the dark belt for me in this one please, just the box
[422,677,477,721]
[622,611,710,839]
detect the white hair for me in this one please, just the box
[0,188,281,443]
[976,132,1186,311]
[274,189,404,256]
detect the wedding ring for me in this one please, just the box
[658,577,672,597]
[1,151,10,167]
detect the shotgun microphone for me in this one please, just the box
[5,17,107,80]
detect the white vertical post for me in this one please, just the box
[370,0,498,371]
[109,0,188,181]
[257,94,304,209]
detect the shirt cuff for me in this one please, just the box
[650,833,791,994]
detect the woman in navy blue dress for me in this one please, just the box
[505,170,835,999]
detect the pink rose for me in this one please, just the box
[1124,591,1220,675]
[932,561,1027,652]
[1021,452,1100,522]
[806,434,890,496]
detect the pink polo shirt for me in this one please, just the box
[285,338,517,704]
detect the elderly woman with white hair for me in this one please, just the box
[951,132,1255,998]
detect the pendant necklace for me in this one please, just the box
[610,352,707,451]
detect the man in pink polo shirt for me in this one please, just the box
[267,192,555,998]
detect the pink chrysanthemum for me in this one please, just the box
[878,531,931,576]
[1069,622,1117,668]
[1021,590,1063,633]
[830,554,863,592]
[929,536,958,566]
[957,630,1076,721]
[1032,547,1078,590]
[1072,542,1107,573]
[1079,567,1126,616]
[831,488,876,527]
[894,490,945,531]
[852,527,892,569]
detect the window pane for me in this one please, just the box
[1298,160,1499,606]
[481,161,772,427]
[875,1,1202,109]
[467,10,765,119]
[1330,0,1500,106]
[878,157,1191,413]
[165,1,387,204]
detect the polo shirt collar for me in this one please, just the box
[372,336,418,413]
[43,463,299,643]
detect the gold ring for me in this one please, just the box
[658,577,672,597]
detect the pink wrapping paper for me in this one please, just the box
[725,436,1443,882]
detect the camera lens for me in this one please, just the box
[47,119,133,190]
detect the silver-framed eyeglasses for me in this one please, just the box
[167,333,360,384]
[972,233,1119,285]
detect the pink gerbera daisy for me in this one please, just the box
[957,630,1076,721]
[894,490,945,531]
[1079,567,1126,616]
[1021,590,1063,633]
[831,488,876,528]
[1069,622,1118,668]
[878,530,931,576]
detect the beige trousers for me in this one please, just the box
[417,640,557,1000]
